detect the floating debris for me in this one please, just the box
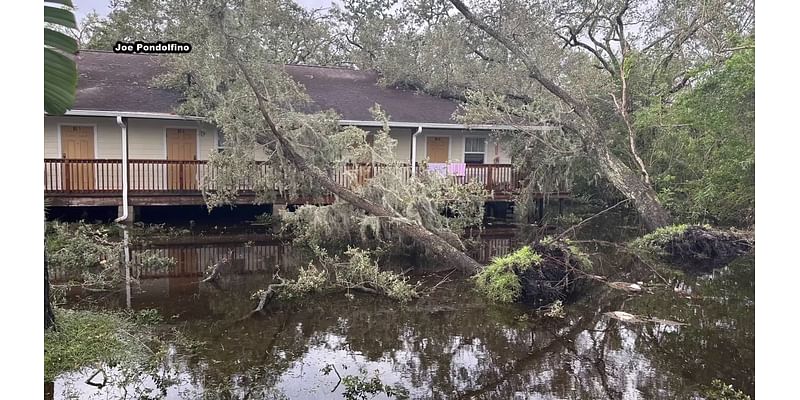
[607,281,643,293]
[604,311,687,326]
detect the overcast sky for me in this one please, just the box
[73,0,338,21]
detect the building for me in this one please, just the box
[44,50,562,221]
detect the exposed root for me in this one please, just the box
[474,238,593,307]
[632,225,754,271]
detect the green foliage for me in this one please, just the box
[277,264,328,301]
[135,249,177,271]
[703,379,751,400]
[474,239,592,304]
[637,40,754,226]
[44,0,78,115]
[566,241,593,271]
[474,246,542,303]
[46,222,117,272]
[46,221,175,289]
[336,247,419,302]
[45,308,158,381]
[321,364,410,400]
[269,246,418,303]
[493,245,542,272]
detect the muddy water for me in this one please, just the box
[49,224,754,399]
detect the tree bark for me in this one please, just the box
[592,145,672,230]
[45,253,56,331]
[234,60,484,274]
[448,0,673,232]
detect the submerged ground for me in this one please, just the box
[46,214,754,399]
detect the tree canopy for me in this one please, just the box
[73,0,754,228]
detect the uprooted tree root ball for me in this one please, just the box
[474,238,592,307]
[630,224,754,271]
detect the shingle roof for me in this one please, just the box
[72,50,461,123]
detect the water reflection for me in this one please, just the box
[50,231,754,400]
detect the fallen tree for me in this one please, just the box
[336,0,752,231]
[161,1,484,274]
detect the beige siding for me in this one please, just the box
[44,117,513,165]
[44,117,220,160]
[44,116,122,158]
[389,128,413,161]
[127,120,217,160]
[412,129,512,164]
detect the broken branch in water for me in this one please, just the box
[238,276,289,321]
[201,250,234,283]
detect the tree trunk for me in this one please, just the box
[446,0,673,232]
[593,145,672,231]
[45,253,56,331]
[236,61,484,274]
[275,145,483,274]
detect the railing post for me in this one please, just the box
[179,161,185,190]
[63,156,71,193]
[486,164,494,190]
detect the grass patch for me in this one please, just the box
[44,308,161,382]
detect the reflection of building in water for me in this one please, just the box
[474,237,513,263]
[51,233,517,282]
[131,242,290,278]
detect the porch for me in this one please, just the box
[44,159,565,207]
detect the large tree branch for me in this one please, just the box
[448,0,597,129]
[556,24,615,78]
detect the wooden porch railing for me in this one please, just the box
[44,159,521,194]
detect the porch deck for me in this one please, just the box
[44,159,569,206]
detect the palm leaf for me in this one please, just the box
[44,5,76,29]
[44,48,78,115]
[44,0,78,115]
[45,28,78,54]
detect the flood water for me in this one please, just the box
[48,218,754,399]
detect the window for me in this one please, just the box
[464,137,486,164]
[216,131,228,152]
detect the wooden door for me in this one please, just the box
[61,126,95,191]
[427,136,449,163]
[166,128,198,190]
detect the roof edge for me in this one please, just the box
[50,110,206,120]
[338,119,559,131]
[48,111,557,131]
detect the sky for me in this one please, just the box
[73,0,338,21]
